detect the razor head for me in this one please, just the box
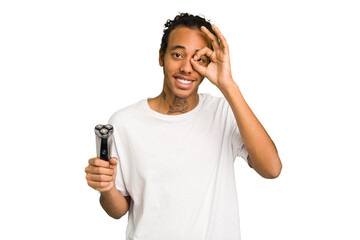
[95,124,114,161]
[95,124,113,139]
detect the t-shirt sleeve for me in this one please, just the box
[231,122,249,162]
[227,102,249,162]
[109,119,130,197]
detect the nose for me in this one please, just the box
[179,58,193,74]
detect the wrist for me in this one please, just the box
[100,185,117,197]
[218,79,238,95]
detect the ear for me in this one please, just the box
[159,49,164,67]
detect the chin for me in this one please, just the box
[165,79,200,99]
[174,88,198,99]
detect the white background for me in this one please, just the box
[1,0,359,239]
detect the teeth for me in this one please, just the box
[177,78,192,84]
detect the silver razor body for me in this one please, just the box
[95,124,114,161]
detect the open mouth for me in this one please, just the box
[174,76,195,89]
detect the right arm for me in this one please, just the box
[85,157,131,219]
[100,188,131,219]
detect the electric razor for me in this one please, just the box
[94,124,114,161]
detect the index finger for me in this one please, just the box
[201,25,229,52]
[211,24,228,49]
[201,26,220,51]
[88,157,111,168]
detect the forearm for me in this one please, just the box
[220,81,282,178]
[100,187,129,219]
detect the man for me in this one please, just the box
[85,13,282,239]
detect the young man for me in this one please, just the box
[85,13,282,239]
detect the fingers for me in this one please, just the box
[85,157,117,182]
[191,47,214,76]
[85,167,115,191]
[190,58,206,76]
[194,47,215,62]
[86,173,113,182]
[88,157,110,168]
[85,164,114,175]
[87,179,111,189]
[211,25,229,50]
[201,26,220,51]
[109,157,118,167]
[87,179,114,192]
[88,157,117,167]
[85,157,117,192]
[201,25,229,53]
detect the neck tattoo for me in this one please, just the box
[161,90,167,101]
[167,96,189,115]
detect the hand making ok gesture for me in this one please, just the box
[190,24,235,90]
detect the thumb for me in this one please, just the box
[109,157,118,179]
[109,157,118,167]
[190,58,206,77]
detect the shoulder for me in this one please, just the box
[108,99,145,125]
[200,93,230,111]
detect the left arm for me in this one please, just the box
[219,81,282,179]
[191,25,282,179]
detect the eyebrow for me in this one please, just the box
[169,45,201,52]
[169,45,186,51]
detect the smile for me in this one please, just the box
[177,78,192,84]
[175,77,195,89]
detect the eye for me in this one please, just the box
[197,56,208,64]
[172,53,182,59]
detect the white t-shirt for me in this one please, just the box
[109,93,248,240]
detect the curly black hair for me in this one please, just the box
[159,13,216,57]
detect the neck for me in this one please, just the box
[148,88,199,115]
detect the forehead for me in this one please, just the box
[167,26,211,51]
